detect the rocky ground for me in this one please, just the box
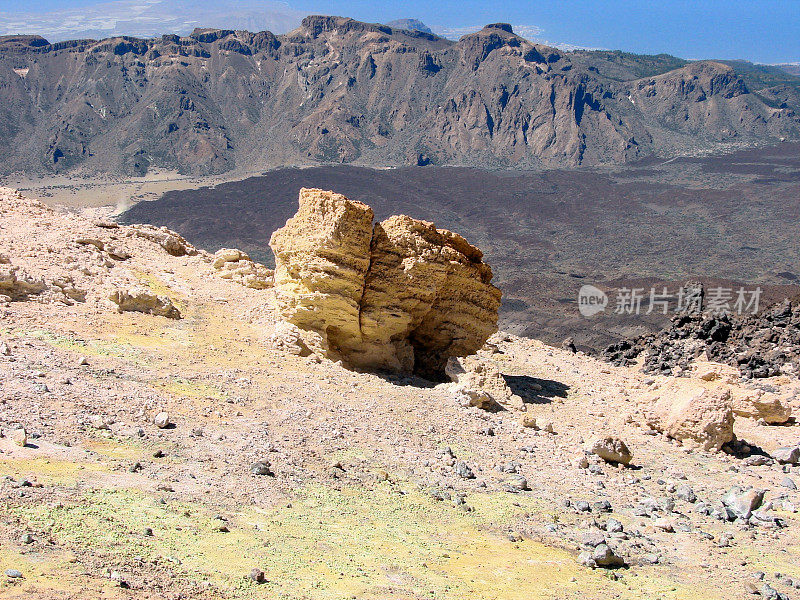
[1,187,800,599]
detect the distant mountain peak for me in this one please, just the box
[385,19,433,35]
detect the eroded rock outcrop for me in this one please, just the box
[109,288,181,319]
[270,188,502,377]
[212,248,273,289]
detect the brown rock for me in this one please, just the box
[269,189,501,377]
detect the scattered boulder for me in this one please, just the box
[641,383,734,451]
[88,415,114,430]
[0,263,46,299]
[652,517,674,532]
[269,189,501,378]
[109,288,181,319]
[452,386,500,411]
[455,461,475,479]
[250,461,272,476]
[675,485,697,503]
[249,568,266,584]
[130,225,197,256]
[579,543,625,568]
[722,487,764,520]
[772,446,800,465]
[590,436,633,465]
[504,474,528,491]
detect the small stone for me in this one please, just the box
[761,583,780,600]
[153,412,171,429]
[504,474,528,491]
[574,500,591,513]
[743,581,759,595]
[88,415,114,430]
[249,568,266,584]
[675,485,697,503]
[658,497,675,513]
[590,436,632,465]
[0,342,11,356]
[722,488,764,520]
[652,518,674,532]
[455,461,475,479]
[605,518,623,533]
[78,357,89,366]
[577,550,596,568]
[519,413,537,428]
[538,419,555,434]
[641,553,660,565]
[5,569,22,578]
[592,543,625,568]
[743,455,772,467]
[580,530,606,547]
[153,449,165,458]
[781,477,797,490]
[11,428,27,447]
[19,533,34,544]
[772,446,800,465]
[250,461,272,476]
[593,500,612,513]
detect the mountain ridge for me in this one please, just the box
[0,15,798,177]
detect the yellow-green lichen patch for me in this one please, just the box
[0,545,126,600]
[0,458,108,486]
[5,482,729,600]
[157,378,228,402]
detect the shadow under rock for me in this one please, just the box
[370,369,439,389]
[502,374,570,405]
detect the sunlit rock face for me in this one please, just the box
[270,188,501,377]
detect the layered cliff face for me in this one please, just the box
[1,17,797,176]
[269,188,502,377]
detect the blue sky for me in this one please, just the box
[0,0,797,63]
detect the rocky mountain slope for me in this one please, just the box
[2,186,800,599]
[1,16,798,177]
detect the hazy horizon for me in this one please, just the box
[0,0,798,63]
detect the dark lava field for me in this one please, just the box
[122,143,800,351]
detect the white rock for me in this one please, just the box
[153,412,171,429]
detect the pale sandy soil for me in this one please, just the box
[0,170,251,212]
[0,188,799,600]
